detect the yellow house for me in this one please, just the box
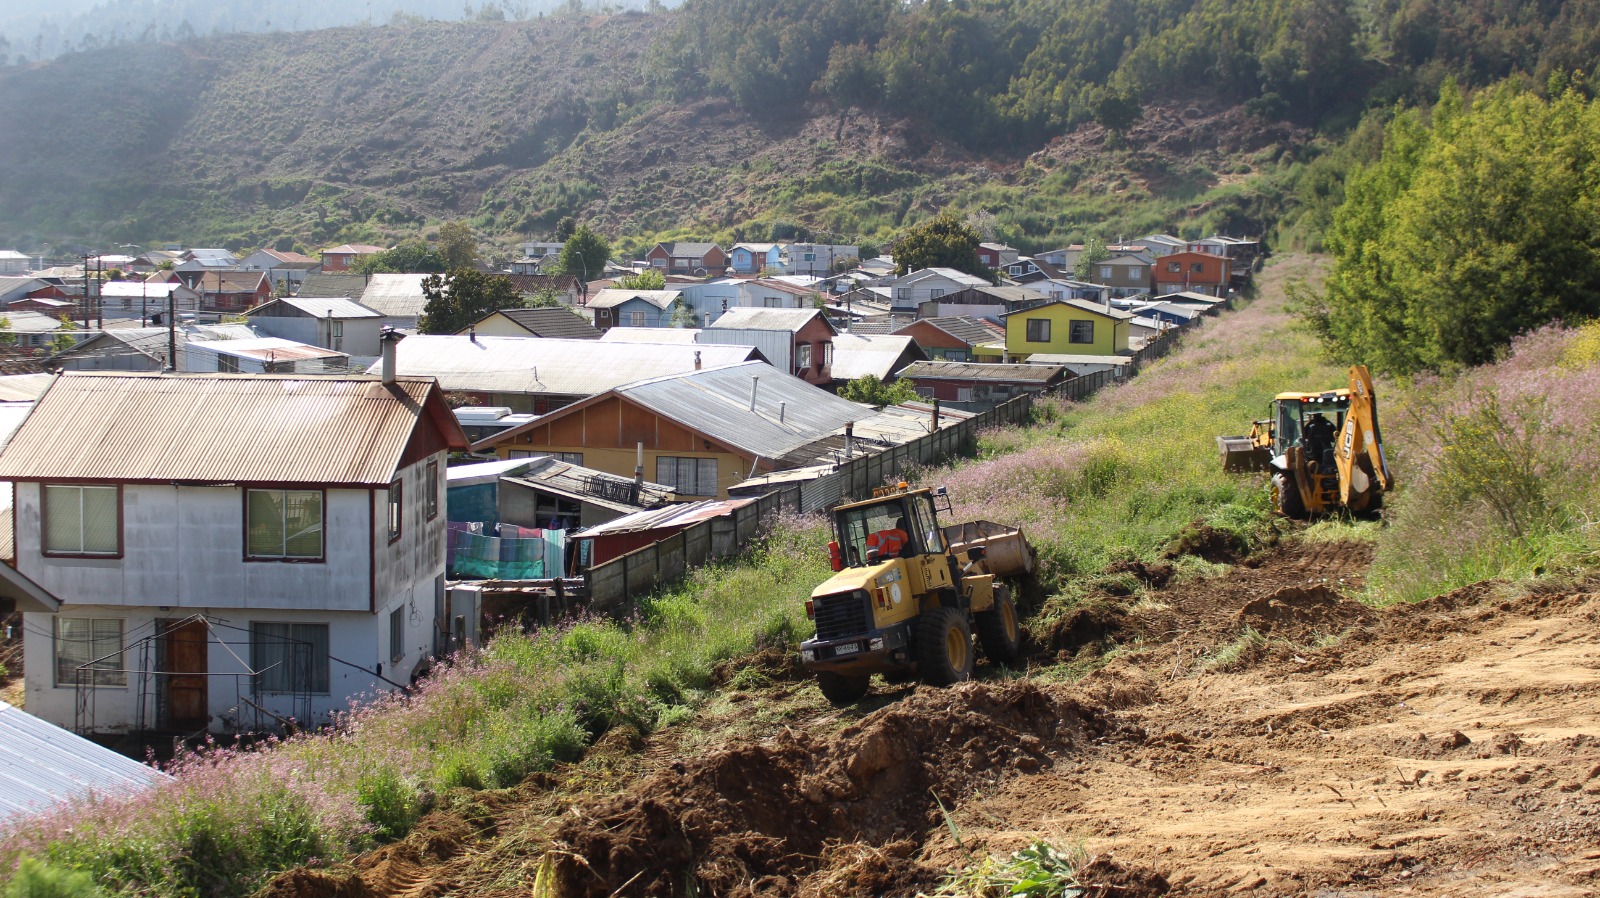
[1002,299,1133,361]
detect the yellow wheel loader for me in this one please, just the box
[1217,365,1393,519]
[799,483,1036,705]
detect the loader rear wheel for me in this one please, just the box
[918,607,974,686]
[1272,471,1308,520]
[976,589,1022,663]
[815,671,870,705]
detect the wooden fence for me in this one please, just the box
[583,326,1189,612]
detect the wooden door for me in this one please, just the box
[162,620,209,731]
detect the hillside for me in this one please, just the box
[10,0,1599,254]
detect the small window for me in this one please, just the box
[1129,266,1142,279]
[804,253,816,262]
[797,343,812,371]
[251,622,329,694]
[387,479,402,542]
[1167,261,1181,273]
[43,484,120,556]
[1025,319,1051,343]
[390,607,405,664]
[1069,320,1095,344]
[55,618,125,687]
[425,461,439,520]
[246,489,323,560]
[1192,262,1205,273]
[1099,266,1113,279]
[217,353,240,373]
[930,288,945,298]
[629,310,646,327]
[556,452,583,465]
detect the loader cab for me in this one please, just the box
[1271,391,1350,459]
[831,486,948,568]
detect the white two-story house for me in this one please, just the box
[0,345,470,735]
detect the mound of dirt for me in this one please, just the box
[1235,584,1375,640]
[1105,559,1176,589]
[1164,523,1248,564]
[545,681,1106,897]
[1046,600,1129,657]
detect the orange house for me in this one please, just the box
[1152,251,1229,298]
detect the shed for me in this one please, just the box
[571,498,756,568]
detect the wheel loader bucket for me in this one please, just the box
[1218,435,1271,472]
[942,520,1036,578]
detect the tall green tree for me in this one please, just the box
[1314,81,1600,372]
[893,212,991,281]
[553,225,610,282]
[616,269,667,290]
[1073,237,1111,279]
[419,269,523,334]
[437,221,479,271]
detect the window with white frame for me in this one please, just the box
[629,310,646,327]
[1069,320,1095,344]
[1099,266,1113,279]
[796,342,812,371]
[1129,266,1142,279]
[246,489,323,560]
[387,479,402,541]
[656,457,718,497]
[251,622,329,694]
[54,618,125,687]
[43,484,120,556]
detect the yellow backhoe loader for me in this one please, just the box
[799,483,1036,704]
[1217,365,1393,518]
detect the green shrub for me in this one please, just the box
[2,859,106,898]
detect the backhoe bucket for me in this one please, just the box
[942,520,1036,578]
[1218,435,1271,472]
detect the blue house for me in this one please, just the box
[729,243,783,274]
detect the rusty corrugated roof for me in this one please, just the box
[0,372,467,485]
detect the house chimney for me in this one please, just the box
[749,375,760,412]
[844,421,854,457]
[779,401,786,424]
[633,441,644,503]
[931,398,940,430]
[469,324,476,342]
[694,350,701,370]
[380,327,401,384]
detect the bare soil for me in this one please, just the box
[263,539,1600,897]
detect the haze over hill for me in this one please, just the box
[1,0,1596,255]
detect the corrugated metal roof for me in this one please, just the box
[261,297,385,319]
[53,325,260,365]
[374,336,761,396]
[1000,299,1135,321]
[898,361,1067,383]
[480,308,600,339]
[577,497,755,536]
[0,374,53,402]
[1155,291,1225,305]
[1025,353,1134,366]
[707,307,828,332]
[99,281,184,298]
[359,274,430,319]
[830,334,923,381]
[611,361,869,459]
[0,699,167,822]
[904,316,1006,347]
[189,338,348,363]
[599,328,701,344]
[0,372,466,485]
[587,289,681,310]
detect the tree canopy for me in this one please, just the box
[616,268,667,290]
[1310,81,1600,374]
[839,374,918,407]
[893,212,992,281]
[419,269,524,334]
[437,221,479,271]
[553,225,610,282]
[353,240,446,275]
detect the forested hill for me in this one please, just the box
[2,0,1597,254]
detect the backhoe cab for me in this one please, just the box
[800,483,1035,705]
[1217,365,1393,518]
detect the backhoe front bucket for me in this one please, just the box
[942,520,1036,578]
[1218,435,1271,472]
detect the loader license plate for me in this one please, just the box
[832,643,859,656]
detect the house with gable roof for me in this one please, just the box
[1,352,471,735]
[319,244,388,274]
[644,242,728,277]
[1002,299,1135,361]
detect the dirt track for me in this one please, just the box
[268,540,1600,897]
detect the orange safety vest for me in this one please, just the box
[866,527,908,556]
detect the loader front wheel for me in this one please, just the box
[1272,471,1307,520]
[918,607,974,686]
[976,589,1022,663]
[815,671,870,705]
